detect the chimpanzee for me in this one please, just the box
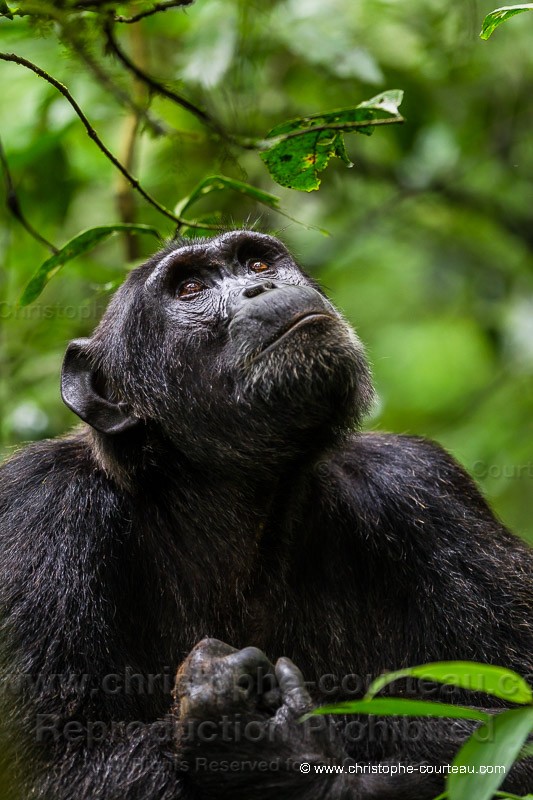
[0,230,532,800]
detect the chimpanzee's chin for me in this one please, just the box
[240,328,371,430]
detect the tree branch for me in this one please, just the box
[0,135,58,254]
[65,32,168,138]
[103,21,230,141]
[0,52,220,230]
[115,0,194,24]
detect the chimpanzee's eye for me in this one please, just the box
[248,260,270,273]
[177,280,206,299]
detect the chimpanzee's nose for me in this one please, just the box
[241,281,277,299]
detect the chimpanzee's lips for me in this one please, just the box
[254,312,336,359]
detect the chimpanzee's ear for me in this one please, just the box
[61,338,139,435]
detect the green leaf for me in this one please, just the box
[449,706,533,800]
[19,224,161,306]
[480,5,533,39]
[365,662,532,705]
[174,175,281,218]
[0,0,13,20]
[333,136,353,167]
[174,174,329,235]
[260,90,404,191]
[307,697,490,722]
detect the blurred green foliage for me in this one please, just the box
[0,0,532,545]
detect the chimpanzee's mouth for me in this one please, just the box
[252,312,336,361]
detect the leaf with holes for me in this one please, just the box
[260,90,404,191]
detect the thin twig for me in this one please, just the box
[0,135,58,254]
[104,21,228,140]
[0,52,220,230]
[60,22,204,141]
[66,33,168,138]
[115,0,194,24]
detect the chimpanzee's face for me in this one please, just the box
[62,231,373,469]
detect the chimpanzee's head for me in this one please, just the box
[61,231,373,473]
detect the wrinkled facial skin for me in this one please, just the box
[85,230,374,470]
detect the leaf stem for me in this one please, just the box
[104,22,226,139]
[260,116,404,149]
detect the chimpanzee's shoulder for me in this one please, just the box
[330,431,462,477]
[0,431,100,515]
[317,431,490,513]
[1,431,89,477]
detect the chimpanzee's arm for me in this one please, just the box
[301,432,533,797]
[0,440,189,800]
[317,432,533,677]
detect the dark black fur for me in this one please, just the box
[0,231,531,799]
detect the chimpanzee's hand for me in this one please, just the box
[173,638,350,798]
[174,637,281,719]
